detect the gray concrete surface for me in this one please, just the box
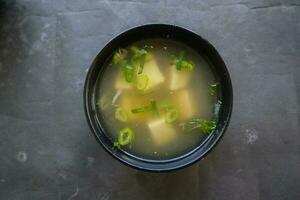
[0,0,299,199]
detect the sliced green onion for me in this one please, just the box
[150,99,158,115]
[113,48,127,64]
[209,83,218,96]
[172,51,195,71]
[181,118,216,134]
[131,100,158,114]
[199,120,216,134]
[143,44,154,50]
[175,51,185,70]
[119,60,134,83]
[113,141,121,148]
[115,107,128,122]
[136,74,149,91]
[164,108,178,123]
[178,51,185,60]
[181,60,195,70]
[137,49,147,55]
[130,46,139,55]
[131,107,147,113]
[131,46,147,60]
[118,127,134,146]
[137,54,146,74]
[130,46,148,74]
[123,64,134,82]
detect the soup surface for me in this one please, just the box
[96,38,221,160]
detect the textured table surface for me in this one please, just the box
[0,0,299,199]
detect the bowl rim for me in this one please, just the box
[84,23,233,172]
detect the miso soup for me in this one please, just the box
[96,39,221,160]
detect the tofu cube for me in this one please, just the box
[169,65,191,91]
[174,89,195,120]
[148,118,176,145]
[117,92,149,122]
[114,72,132,90]
[114,53,164,91]
[142,54,165,91]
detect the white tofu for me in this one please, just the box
[117,92,149,122]
[114,72,132,90]
[142,54,164,91]
[169,65,191,90]
[148,118,176,145]
[114,53,164,91]
[174,89,195,120]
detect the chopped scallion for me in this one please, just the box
[130,46,148,74]
[123,63,134,82]
[150,99,158,115]
[113,48,127,64]
[113,141,121,148]
[137,54,146,74]
[209,83,218,96]
[131,100,158,114]
[200,120,216,134]
[131,107,147,113]
[181,60,195,70]
[136,74,149,91]
[173,51,195,71]
[175,51,185,70]
[182,118,216,134]
[118,127,134,146]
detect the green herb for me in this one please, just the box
[143,44,154,50]
[123,63,134,82]
[175,51,185,70]
[172,51,195,71]
[150,99,158,115]
[209,83,218,96]
[131,107,147,113]
[164,108,179,123]
[182,118,216,134]
[115,107,128,122]
[114,49,135,83]
[131,46,147,60]
[130,46,148,74]
[113,141,121,148]
[181,60,195,70]
[115,127,134,146]
[131,100,158,114]
[113,48,127,64]
[137,54,146,74]
[130,46,139,56]
[200,120,216,134]
[136,74,149,91]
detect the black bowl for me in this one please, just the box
[84,24,233,172]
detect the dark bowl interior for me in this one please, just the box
[84,24,233,172]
